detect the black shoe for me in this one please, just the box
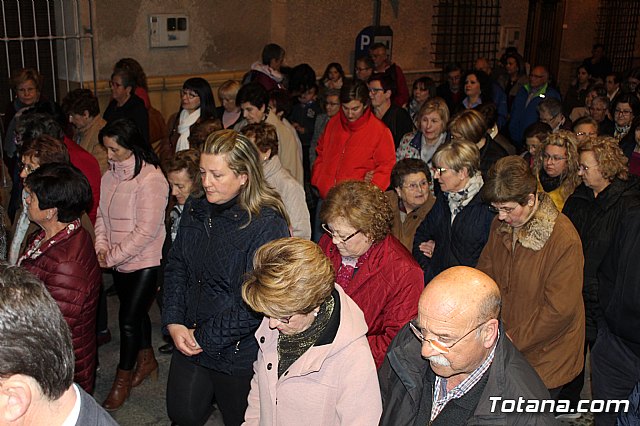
[106,284,117,296]
[158,342,174,354]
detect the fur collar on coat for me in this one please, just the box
[496,193,558,251]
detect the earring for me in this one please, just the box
[313,312,318,317]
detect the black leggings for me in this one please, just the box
[166,351,252,426]
[113,267,158,370]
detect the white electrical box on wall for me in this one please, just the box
[499,26,521,53]
[149,14,189,48]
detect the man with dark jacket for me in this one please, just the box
[379,266,556,425]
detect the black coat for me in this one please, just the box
[563,178,640,341]
[413,191,495,283]
[162,197,289,375]
[597,197,640,358]
[378,324,556,426]
[479,135,508,178]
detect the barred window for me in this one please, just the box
[596,0,640,72]
[432,0,501,71]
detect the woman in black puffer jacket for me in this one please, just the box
[163,130,289,426]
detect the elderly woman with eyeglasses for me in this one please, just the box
[561,136,640,411]
[477,156,585,398]
[242,238,382,425]
[533,130,581,211]
[412,140,495,283]
[386,159,435,251]
[318,180,423,368]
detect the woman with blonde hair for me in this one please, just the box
[318,180,423,368]
[163,129,289,426]
[217,80,243,129]
[533,130,581,210]
[396,97,449,165]
[412,139,495,282]
[242,238,382,425]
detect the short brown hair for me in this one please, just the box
[482,156,537,205]
[188,118,223,150]
[20,135,70,166]
[242,238,334,318]
[165,149,203,198]
[242,123,278,157]
[432,139,481,177]
[579,136,629,182]
[320,180,392,243]
[10,68,43,92]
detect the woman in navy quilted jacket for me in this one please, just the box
[19,163,101,393]
[163,129,289,426]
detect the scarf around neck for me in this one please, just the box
[446,173,484,221]
[176,108,200,152]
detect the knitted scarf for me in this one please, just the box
[446,173,484,221]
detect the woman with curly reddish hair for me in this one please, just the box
[318,180,423,367]
[533,130,581,211]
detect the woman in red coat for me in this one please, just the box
[19,163,101,393]
[318,180,424,367]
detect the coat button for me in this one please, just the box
[260,336,265,343]
[267,363,273,370]
[284,371,288,376]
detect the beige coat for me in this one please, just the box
[385,190,434,252]
[476,193,585,389]
[77,116,108,175]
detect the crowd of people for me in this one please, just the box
[1,40,640,426]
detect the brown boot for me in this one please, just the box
[131,348,159,387]
[102,368,133,411]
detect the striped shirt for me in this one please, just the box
[430,332,500,422]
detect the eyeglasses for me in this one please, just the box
[409,318,486,354]
[430,166,448,175]
[578,163,598,172]
[488,204,517,214]
[542,153,567,162]
[275,315,293,324]
[588,106,607,113]
[356,66,372,72]
[18,161,38,175]
[109,80,122,89]
[615,109,633,116]
[180,89,199,99]
[321,223,360,244]
[368,87,385,94]
[402,180,429,191]
[325,101,340,107]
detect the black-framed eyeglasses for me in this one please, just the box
[180,89,199,99]
[321,223,360,244]
[275,315,293,324]
[409,318,486,354]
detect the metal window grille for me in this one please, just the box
[596,0,640,73]
[0,0,95,105]
[432,0,501,71]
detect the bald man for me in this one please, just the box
[379,266,556,425]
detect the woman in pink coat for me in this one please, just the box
[241,238,382,426]
[95,118,168,411]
